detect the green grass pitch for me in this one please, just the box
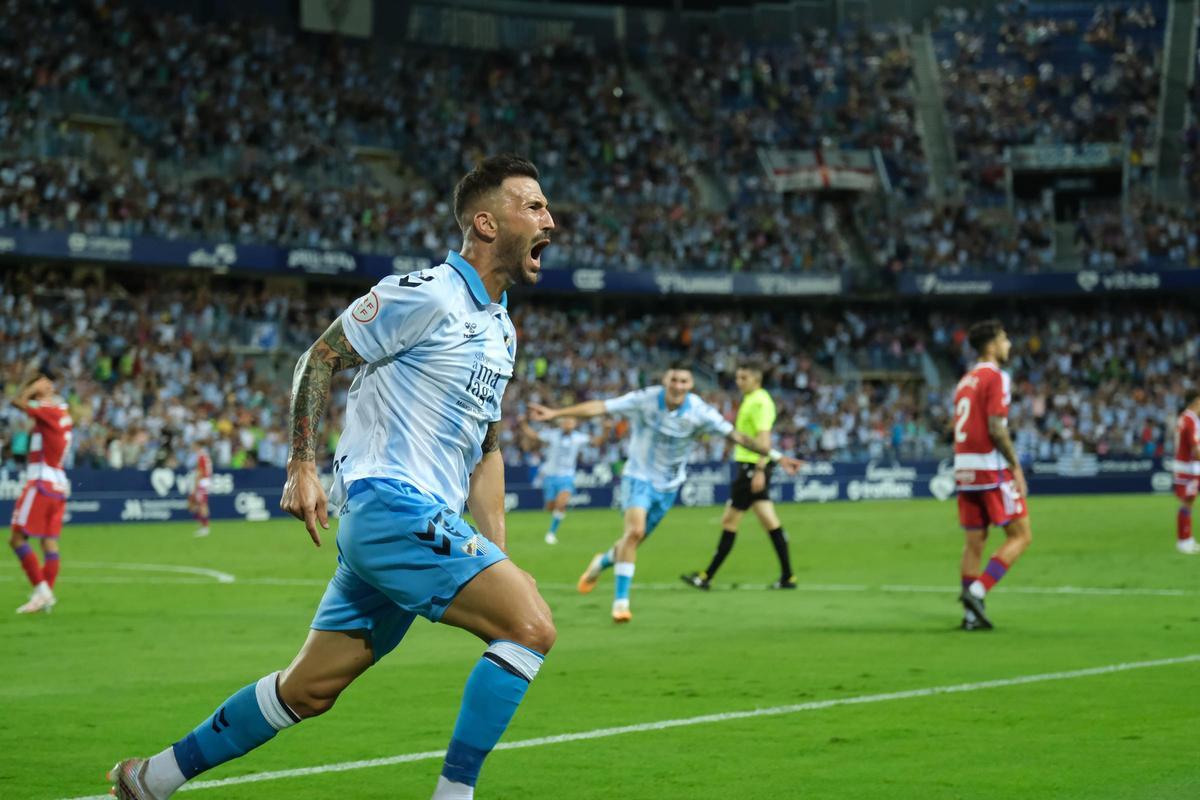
[3,495,1198,799]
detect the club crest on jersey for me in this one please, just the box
[465,359,503,407]
[461,533,489,557]
[351,291,380,323]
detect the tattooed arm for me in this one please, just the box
[468,422,508,552]
[281,318,366,546]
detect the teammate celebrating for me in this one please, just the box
[1172,390,1200,554]
[9,373,72,615]
[107,155,557,800]
[188,439,213,538]
[952,320,1033,630]
[519,416,593,544]
[682,359,797,590]
[531,365,802,623]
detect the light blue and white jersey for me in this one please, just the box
[605,387,733,492]
[331,251,516,513]
[540,428,590,478]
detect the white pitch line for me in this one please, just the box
[72,561,236,584]
[58,653,1200,800]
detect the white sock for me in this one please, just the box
[34,580,51,596]
[432,774,474,799]
[968,580,986,599]
[144,747,187,797]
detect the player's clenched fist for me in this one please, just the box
[281,461,329,546]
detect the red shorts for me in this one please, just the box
[957,481,1027,530]
[11,482,66,538]
[189,489,209,507]
[1174,477,1199,502]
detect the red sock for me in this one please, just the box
[11,542,43,587]
[978,557,1010,591]
[1178,507,1192,542]
[42,552,60,588]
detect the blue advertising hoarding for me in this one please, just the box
[898,269,1200,297]
[0,228,843,296]
[0,457,1174,527]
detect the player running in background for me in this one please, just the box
[681,359,797,590]
[519,416,594,544]
[9,373,72,614]
[953,320,1033,631]
[107,155,557,800]
[188,439,212,538]
[531,365,801,623]
[1172,390,1200,554]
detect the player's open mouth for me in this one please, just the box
[529,239,550,268]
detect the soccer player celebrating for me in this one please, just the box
[108,155,557,800]
[530,365,802,623]
[1172,390,1200,554]
[187,439,213,538]
[953,320,1033,630]
[681,359,797,590]
[519,416,593,544]
[10,373,72,614]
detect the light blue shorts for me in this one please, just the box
[541,474,575,504]
[620,476,679,537]
[311,478,507,661]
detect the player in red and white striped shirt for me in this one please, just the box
[1172,391,1200,555]
[9,374,73,614]
[188,440,213,538]
[951,320,1033,630]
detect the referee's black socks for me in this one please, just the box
[768,528,793,580]
[703,530,737,580]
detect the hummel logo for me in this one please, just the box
[211,706,230,734]
[397,274,435,288]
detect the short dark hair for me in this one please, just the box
[453,154,540,233]
[1186,389,1200,409]
[968,319,1005,354]
[21,371,49,389]
[736,358,766,377]
[665,360,694,374]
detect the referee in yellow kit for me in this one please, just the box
[682,359,796,590]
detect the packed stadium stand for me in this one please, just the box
[2,0,1198,474]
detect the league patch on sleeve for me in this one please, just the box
[352,291,380,323]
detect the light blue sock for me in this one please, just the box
[548,511,565,534]
[170,672,299,780]
[598,546,616,570]
[613,562,635,602]
[442,641,544,788]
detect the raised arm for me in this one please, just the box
[529,399,609,421]
[468,422,508,552]
[281,318,366,546]
[988,415,1028,498]
[12,376,50,413]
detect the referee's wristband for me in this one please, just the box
[768,448,784,463]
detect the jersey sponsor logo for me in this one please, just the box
[351,291,381,323]
[465,360,504,406]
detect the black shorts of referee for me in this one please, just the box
[730,461,774,511]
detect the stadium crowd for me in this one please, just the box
[5,0,1190,277]
[936,2,1163,201]
[1,265,1194,476]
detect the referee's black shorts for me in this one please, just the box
[730,462,773,511]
